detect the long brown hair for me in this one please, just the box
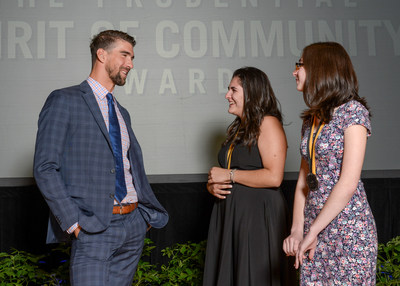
[224,67,283,147]
[300,42,370,122]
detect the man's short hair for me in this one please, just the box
[90,30,136,67]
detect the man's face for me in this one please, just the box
[104,39,134,86]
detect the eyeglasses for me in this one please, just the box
[295,62,304,71]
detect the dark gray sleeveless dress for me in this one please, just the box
[203,143,295,286]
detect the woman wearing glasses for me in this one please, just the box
[203,67,294,285]
[283,42,377,285]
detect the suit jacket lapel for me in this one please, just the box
[79,81,112,147]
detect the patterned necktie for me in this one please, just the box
[106,93,127,202]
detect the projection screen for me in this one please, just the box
[0,0,399,181]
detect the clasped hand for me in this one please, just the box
[283,231,318,269]
[207,167,232,199]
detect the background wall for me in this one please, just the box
[1,0,399,179]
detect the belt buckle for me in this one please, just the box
[120,205,123,215]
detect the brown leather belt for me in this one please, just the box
[112,202,138,215]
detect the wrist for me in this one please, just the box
[290,224,304,235]
[308,225,320,237]
[229,169,237,183]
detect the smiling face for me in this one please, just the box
[293,58,306,92]
[104,39,134,86]
[225,76,244,117]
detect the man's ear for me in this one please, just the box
[97,48,106,63]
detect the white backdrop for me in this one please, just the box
[0,0,399,178]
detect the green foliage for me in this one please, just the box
[0,249,58,286]
[132,239,206,286]
[3,236,399,285]
[0,239,206,286]
[158,240,206,286]
[376,236,400,285]
[132,238,161,285]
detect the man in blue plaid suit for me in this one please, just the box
[34,30,168,286]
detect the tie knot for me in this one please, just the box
[106,93,113,103]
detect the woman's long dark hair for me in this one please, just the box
[300,42,370,122]
[224,67,283,147]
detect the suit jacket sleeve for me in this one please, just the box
[33,90,79,232]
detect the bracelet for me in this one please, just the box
[229,169,237,183]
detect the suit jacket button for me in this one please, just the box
[110,169,115,174]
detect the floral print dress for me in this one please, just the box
[300,100,378,285]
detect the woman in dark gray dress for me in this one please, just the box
[203,67,294,286]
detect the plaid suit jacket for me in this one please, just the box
[34,81,168,243]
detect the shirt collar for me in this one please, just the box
[87,77,112,101]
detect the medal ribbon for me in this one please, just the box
[307,117,325,175]
[226,132,239,169]
[226,143,234,169]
